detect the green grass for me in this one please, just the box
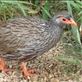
[0,0,52,21]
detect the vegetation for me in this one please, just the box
[0,0,82,78]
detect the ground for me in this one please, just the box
[0,32,82,82]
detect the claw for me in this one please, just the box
[0,58,12,74]
[20,62,36,79]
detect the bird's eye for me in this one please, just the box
[62,18,66,21]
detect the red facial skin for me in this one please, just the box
[60,16,77,26]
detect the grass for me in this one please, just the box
[0,0,52,21]
[0,0,38,21]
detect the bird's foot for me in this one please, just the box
[20,62,36,79]
[0,58,12,74]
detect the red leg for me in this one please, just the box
[19,62,36,79]
[0,58,10,73]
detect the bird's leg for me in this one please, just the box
[19,62,36,79]
[0,57,10,73]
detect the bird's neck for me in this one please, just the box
[48,20,64,33]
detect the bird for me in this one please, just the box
[0,15,77,79]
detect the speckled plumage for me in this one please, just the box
[0,16,64,61]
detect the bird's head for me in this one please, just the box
[52,15,77,27]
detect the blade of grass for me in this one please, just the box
[70,1,80,11]
[0,0,37,8]
[17,3,27,16]
[41,0,51,20]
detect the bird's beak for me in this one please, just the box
[68,18,77,26]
